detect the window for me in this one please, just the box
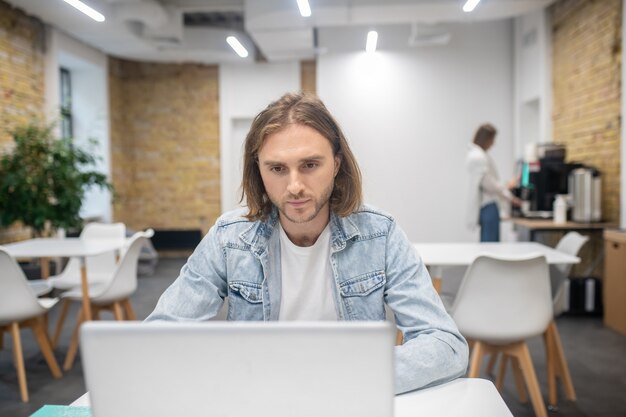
[60,67,73,139]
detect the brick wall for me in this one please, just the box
[551,0,622,279]
[552,0,622,223]
[0,1,44,148]
[0,1,45,243]
[109,59,221,235]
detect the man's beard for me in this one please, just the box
[272,182,334,224]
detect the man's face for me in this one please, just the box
[258,124,340,227]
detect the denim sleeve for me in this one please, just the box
[384,220,469,394]
[145,224,227,322]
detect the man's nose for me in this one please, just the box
[286,172,305,195]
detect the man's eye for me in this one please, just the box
[303,162,318,170]
[270,166,285,174]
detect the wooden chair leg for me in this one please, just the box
[468,341,485,378]
[113,302,124,321]
[495,353,508,391]
[52,299,71,348]
[122,299,137,321]
[92,306,101,320]
[432,277,442,293]
[486,352,499,376]
[466,338,475,350]
[514,342,547,417]
[548,321,576,401]
[31,317,62,379]
[43,312,49,332]
[10,322,29,402]
[63,307,84,371]
[511,356,528,404]
[544,325,558,407]
[395,329,403,345]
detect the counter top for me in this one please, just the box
[510,218,618,230]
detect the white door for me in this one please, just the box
[224,118,253,212]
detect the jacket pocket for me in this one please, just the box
[339,271,386,297]
[228,281,263,303]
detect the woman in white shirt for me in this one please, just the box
[466,123,521,241]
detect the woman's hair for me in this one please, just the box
[473,123,497,150]
[240,92,363,221]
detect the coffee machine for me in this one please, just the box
[514,143,583,218]
[513,144,583,217]
[513,143,602,222]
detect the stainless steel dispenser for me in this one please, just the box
[569,167,602,222]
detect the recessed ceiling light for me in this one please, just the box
[463,0,481,13]
[297,0,312,17]
[226,36,249,58]
[366,31,378,53]
[62,0,105,22]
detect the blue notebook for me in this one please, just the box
[29,405,91,417]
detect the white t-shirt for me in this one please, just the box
[277,223,338,321]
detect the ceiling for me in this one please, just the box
[6,0,556,64]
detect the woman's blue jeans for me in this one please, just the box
[479,202,500,242]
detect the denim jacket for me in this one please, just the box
[147,204,468,393]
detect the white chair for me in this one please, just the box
[27,223,126,298]
[437,266,468,311]
[28,280,57,297]
[482,234,584,409]
[450,254,552,417]
[551,231,589,316]
[541,232,587,408]
[33,223,124,346]
[58,229,153,370]
[0,248,62,402]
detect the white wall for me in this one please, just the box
[218,62,300,212]
[513,8,552,159]
[318,20,515,242]
[44,28,111,222]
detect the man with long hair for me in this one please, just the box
[148,92,468,393]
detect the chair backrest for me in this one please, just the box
[450,254,553,344]
[58,222,126,280]
[551,231,589,316]
[0,248,46,323]
[91,231,150,304]
[82,222,127,272]
[554,231,589,275]
[82,222,127,240]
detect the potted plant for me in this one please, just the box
[0,122,113,237]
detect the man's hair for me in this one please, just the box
[473,123,497,149]
[240,92,363,221]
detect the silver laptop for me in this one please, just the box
[80,321,395,417]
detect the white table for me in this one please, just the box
[4,238,125,322]
[414,242,580,293]
[414,241,580,267]
[395,378,513,417]
[71,378,513,417]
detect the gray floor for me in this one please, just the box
[1,258,625,417]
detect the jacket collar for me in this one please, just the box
[329,210,360,251]
[239,206,361,254]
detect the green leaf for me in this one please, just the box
[0,121,114,234]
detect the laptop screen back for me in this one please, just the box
[80,321,395,417]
